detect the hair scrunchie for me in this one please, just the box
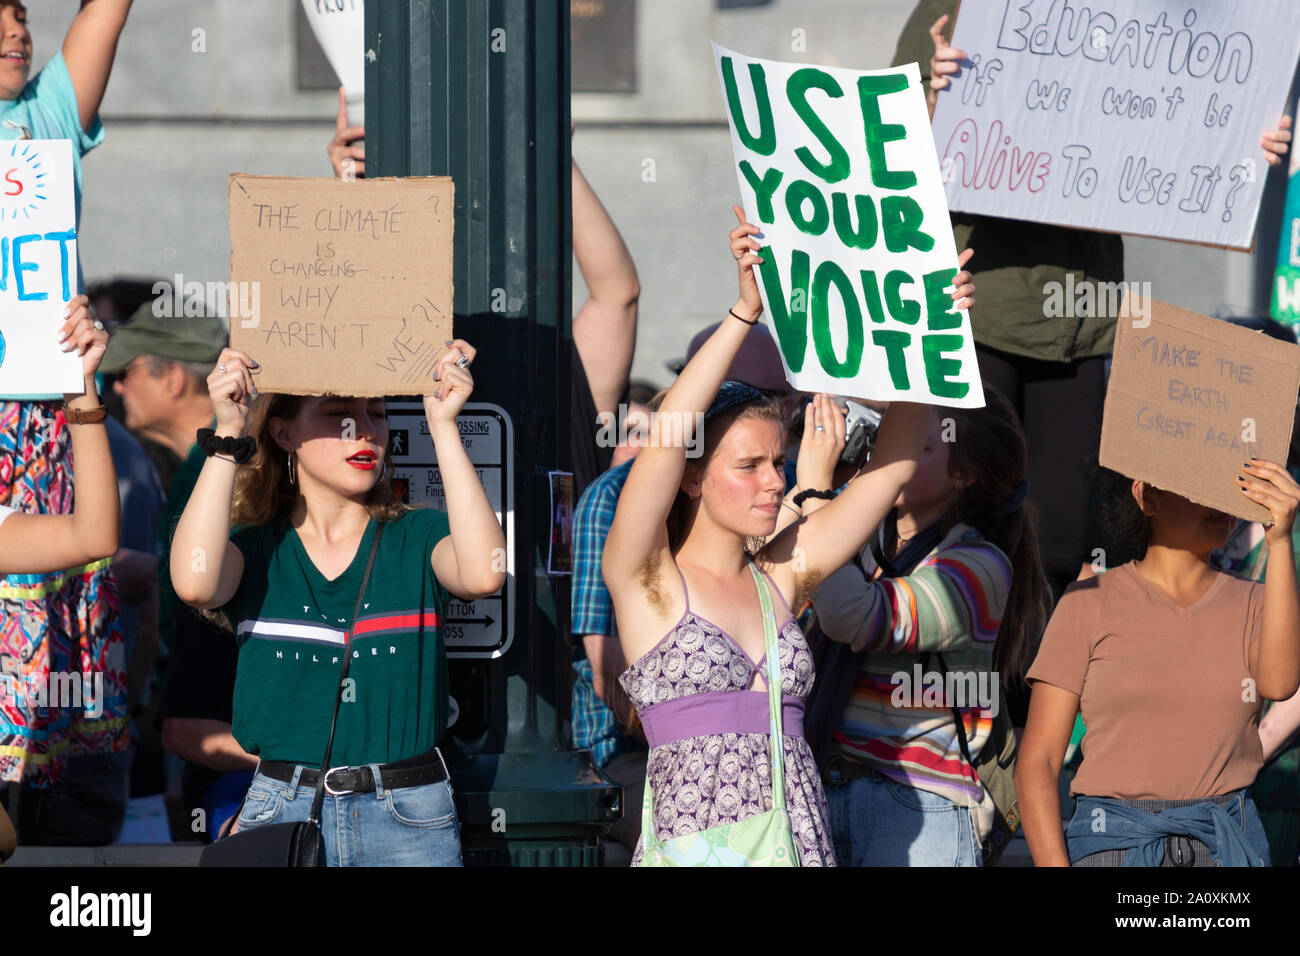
[197,427,257,464]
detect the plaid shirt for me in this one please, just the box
[571,460,634,768]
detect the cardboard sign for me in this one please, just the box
[930,1,1300,250]
[0,140,83,398]
[1099,296,1300,522]
[228,174,453,397]
[713,44,984,408]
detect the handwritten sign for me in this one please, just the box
[714,44,984,407]
[228,174,453,396]
[0,140,82,398]
[1100,296,1300,522]
[931,1,1300,249]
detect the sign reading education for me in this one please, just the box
[1100,297,1300,523]
[713,44,984,408]
[229,174,453,396]
[0,139,82,398]
[931,1,1300,250]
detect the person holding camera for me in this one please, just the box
[803,387,1048,866]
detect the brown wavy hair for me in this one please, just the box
[232,392,410,528]
[941,388,1050,680]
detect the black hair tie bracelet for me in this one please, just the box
[792,488,835,507]
[197,428,257,464]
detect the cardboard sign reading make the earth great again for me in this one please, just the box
[1100,297,1300,522]
[229,174,453,396]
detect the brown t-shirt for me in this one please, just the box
[1027,562,1265,800]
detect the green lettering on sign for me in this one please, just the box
[787,68,850,184]
[871,329,912,389]
[785,180,830,236]
[756,246,811,372]
[811,260,864,377]
[722,57,777,155]
[856,73,917,191]
[739,161,784,224]
[881,196,934,253]
[922,334,969,399]
[884,270,920,325]
[832,192,879,249]
[923,268,960,330]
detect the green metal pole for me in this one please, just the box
[366,0,619,865]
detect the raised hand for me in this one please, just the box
[927,15,967,116]
[797,393,848,494]
[328,86,366,179]
[952,247,976,311]
[1239,458,1300,541]
[56,295,107,381]
[1261,115,1292,168]
[729,204,765,322]
[424,339,477,424]
[207,348,259,436]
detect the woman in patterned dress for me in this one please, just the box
[603,208,976,864]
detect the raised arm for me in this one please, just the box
[0,298,119,573]
[62,0,132,133]
[602,207,762,589]
[572,156,640,419]
[1239,459,1300,699]
[428,340,508,600]
[168,348,254,609]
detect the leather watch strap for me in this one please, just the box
[62,403,108,425]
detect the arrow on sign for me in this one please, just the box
[446,615,495,627]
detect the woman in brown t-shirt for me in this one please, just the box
[1017,464,1300,866]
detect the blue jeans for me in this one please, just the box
[826,772,982,867]
[237,765,463,867]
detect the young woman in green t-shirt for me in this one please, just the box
[170,338,505,866]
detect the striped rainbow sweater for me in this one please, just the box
[811,524,1011,810]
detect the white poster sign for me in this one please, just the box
[0,139,83,398]
[931,0,1300,249]
[714,44,984,408]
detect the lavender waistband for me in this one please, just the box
[639,691,805,750]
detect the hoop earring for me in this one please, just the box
[287,451,296,486]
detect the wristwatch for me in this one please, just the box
[62,403,108,425]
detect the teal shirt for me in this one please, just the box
[221,507,453,767]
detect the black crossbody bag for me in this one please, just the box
[200,523,384,867]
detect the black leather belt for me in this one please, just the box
[257,748,448,795]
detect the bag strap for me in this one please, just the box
[748,561,786,811]
[307,521,385,826]
[925,651,978,773]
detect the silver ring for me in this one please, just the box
[456,356,469,369]
[92,319,104,332]
[815,426,825,432]
[218,363,227,372]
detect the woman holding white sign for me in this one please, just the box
[170,339,506,867]
[603,207,975,866]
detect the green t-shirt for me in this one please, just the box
[221,507,452,767]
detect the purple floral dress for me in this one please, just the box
[619,570,837,866]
